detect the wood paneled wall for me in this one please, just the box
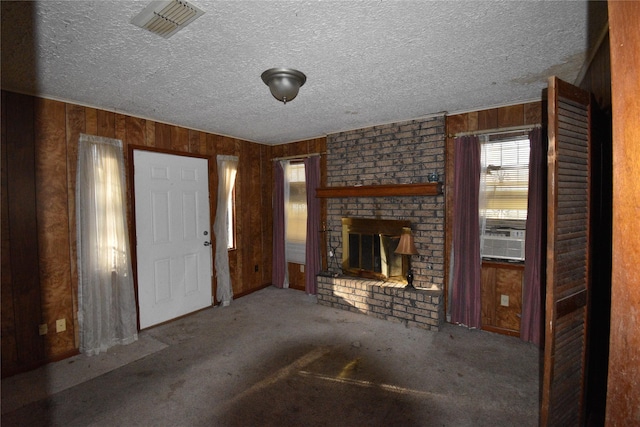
[2,92,46,372]
[1,90,305,376]
[444,102,542,315]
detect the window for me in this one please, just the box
[284,161,307,264]
[95,148,127,270]
[227,186,236,249]
[480,135,530,221]
[479,134,530,260]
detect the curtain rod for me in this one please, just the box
[271,152,324,161]
[450,124,541,138]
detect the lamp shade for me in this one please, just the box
[261,68,306,104]
[395,227,419,255]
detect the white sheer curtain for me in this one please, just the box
[76,134,137,356]
[214,155,238,306]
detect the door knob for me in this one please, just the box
[204,241,211,246]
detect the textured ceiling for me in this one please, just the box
[1,1,594,145]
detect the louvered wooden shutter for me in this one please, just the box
[540,77,591,426]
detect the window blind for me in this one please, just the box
[481,137,530,220]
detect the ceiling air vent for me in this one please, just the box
[131,0,205,39]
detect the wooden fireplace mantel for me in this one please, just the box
[316,182,442,198]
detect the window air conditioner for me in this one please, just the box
[481,235,525,261]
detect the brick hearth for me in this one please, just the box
[317,275,443,331]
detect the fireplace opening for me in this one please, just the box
[342,217,410,282]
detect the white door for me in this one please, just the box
[134,150,212,329]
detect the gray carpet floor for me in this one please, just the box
[1,286,541,426]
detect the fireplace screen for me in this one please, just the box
[342,218,410,282]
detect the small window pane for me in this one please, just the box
[285,164,307,244]
[481,137,529,220]
[227,187,235,249]
[284,162,307,264]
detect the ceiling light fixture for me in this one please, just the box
[261,68,307,104]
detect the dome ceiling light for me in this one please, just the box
[261,68,307,104]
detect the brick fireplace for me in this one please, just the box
[316,114,446,330]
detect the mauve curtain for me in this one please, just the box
[451,136,482,328]
[521,127,545,345]
[304,156,321,295]
[272,161,286,288]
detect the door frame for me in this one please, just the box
[127,145,215,329]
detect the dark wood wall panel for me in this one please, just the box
[497,104,524,128]
[198,132,207,155]
[480,266,496,326]
[262,144,274,281]
[34,98,76,359]
[2,92,45,375]
[126,116,146,146]
[65,104,85,348]
[85,108,97,135]
[171,126,189,152]
[524,102,543,125]
[1,90,307,374]
[155,122,172,149]
[478,108,498,129]
[96,109,115,138]
[188,129,201,155]
[144,120,155,146]
[115,114,126,142]
[287,263,306,291]
[233,139,245,294]
[1,91,18,369]
[238,141,265,294]
[481,261,524,336]
[494,267,524,331]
